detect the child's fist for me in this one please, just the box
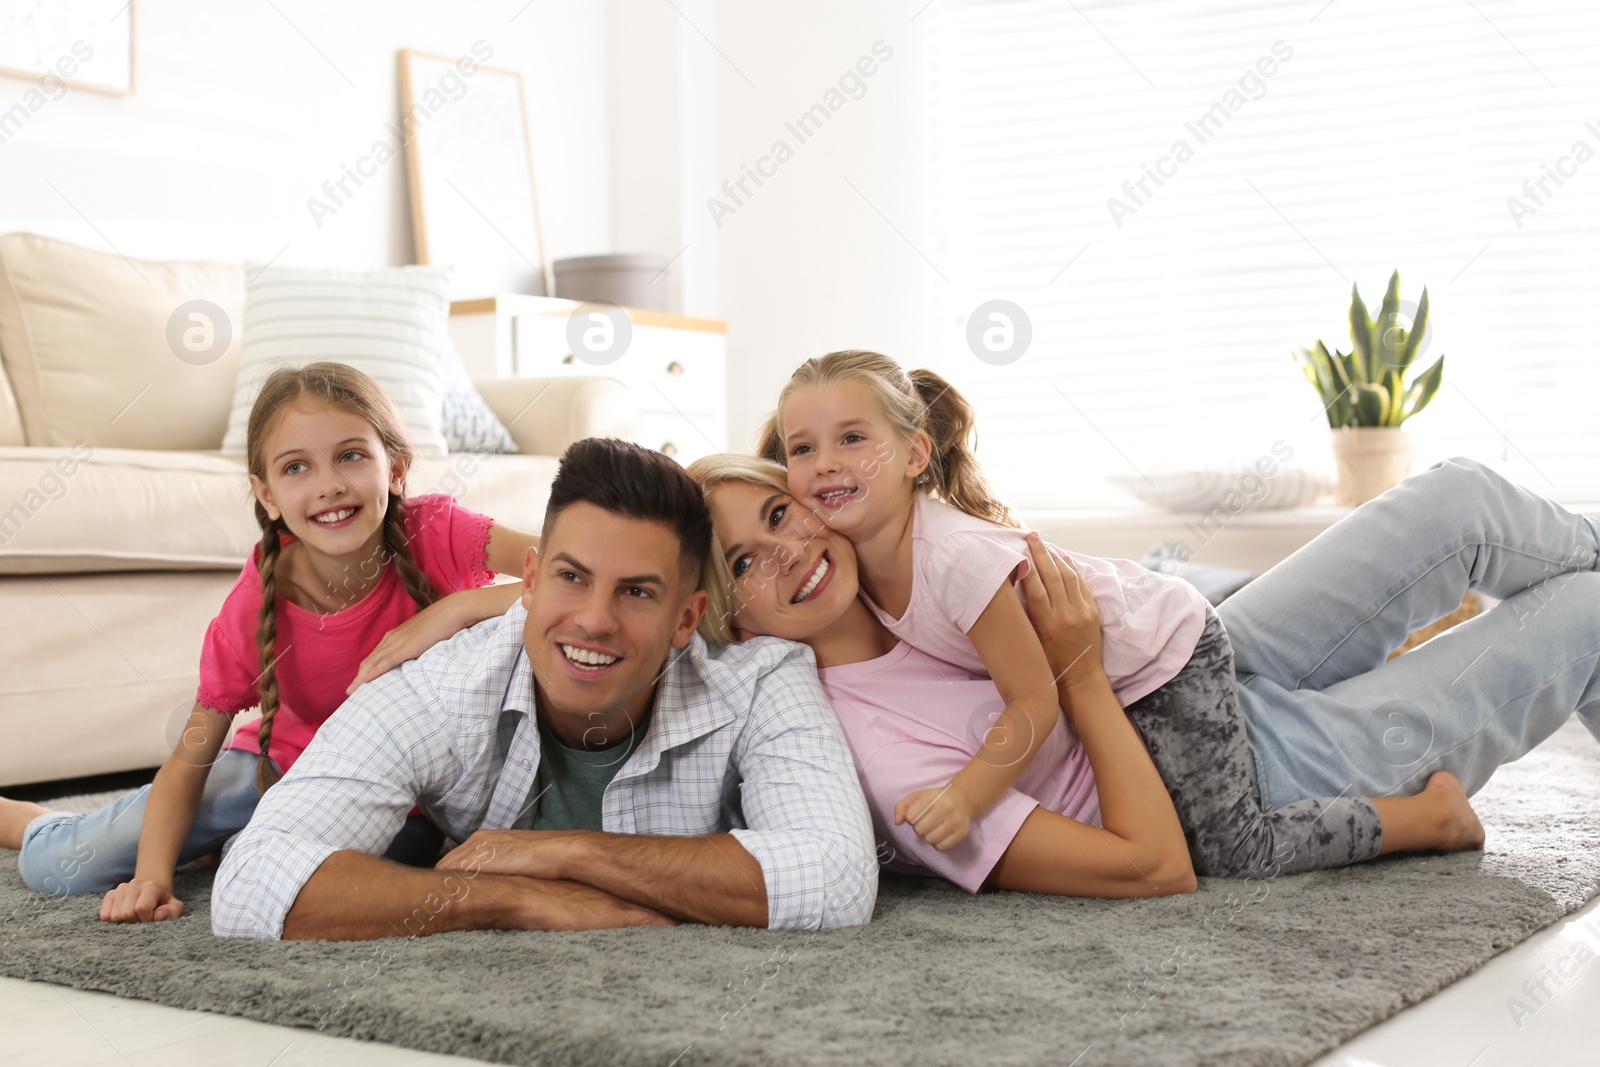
[894,783,975,852]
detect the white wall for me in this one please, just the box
[608,1,927,454]
[4,1,926,454]
[0,0,611,277]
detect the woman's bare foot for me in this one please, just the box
[1424,770,1486,852]
[0,797,53,851]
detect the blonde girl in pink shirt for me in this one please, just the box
[754,350,1480,879]
[0,362,539,922]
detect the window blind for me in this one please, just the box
[919,0,1600,509]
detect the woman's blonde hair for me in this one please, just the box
[684,453,793,645]
[243,362,439,793]
[757,349,1018,528]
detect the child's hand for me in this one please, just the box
[100,879,183,923]
[347,594,471,695]
[1020,533,1104,690]
[894,782,976,852]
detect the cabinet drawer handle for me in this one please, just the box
[561,353,577,365]
[665,361,684,376]
[660,441,679,456]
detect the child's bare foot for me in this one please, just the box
[1424,771,1485,852]
[0,797,53,851]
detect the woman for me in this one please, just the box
[689,453,1600,897]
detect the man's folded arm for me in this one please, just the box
[725,655,879,930]
[210,675,439,939]
[547,655,878,931]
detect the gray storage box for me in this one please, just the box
[552,254,675,312]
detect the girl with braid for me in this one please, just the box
[1,362,540,922]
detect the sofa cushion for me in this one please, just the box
[0,232,244,450]
[0,446,558,575]
[0,355,22,447]
[221,263,454,458]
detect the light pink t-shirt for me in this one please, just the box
[864,494,1209,707]
[819,641,1101,893]
[197,494,497,775]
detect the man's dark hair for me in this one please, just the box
[541,437,712,588]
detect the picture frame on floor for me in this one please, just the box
[398,46,550,300]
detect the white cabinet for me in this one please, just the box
[449,295,728,465]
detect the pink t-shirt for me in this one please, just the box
[865,494,1209,707]
[198,493,497,775]
[819,641,1101,893]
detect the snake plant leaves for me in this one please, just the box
[1349,283,1373,381]
[1400,354,1446,424]
[1294,271,1443,428]
[1350,380,1390,426]
[1374,270,1403,376]
[1396,287,1430,377]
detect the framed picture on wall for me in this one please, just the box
[0,0,136,96]
[398,48,549,299]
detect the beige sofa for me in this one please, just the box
[0,233,638,787]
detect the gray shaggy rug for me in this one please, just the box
[2,719,1598,1067]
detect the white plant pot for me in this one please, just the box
[1330,427,1414,506]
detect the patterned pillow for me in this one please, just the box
[1106,464,1330,512]
[440,341,518,454]
[221,264,453,457]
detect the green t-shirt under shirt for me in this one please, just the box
[513,716,647,831]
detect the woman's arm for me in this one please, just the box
[346,523,540,693]
[987,535,1195,897]
[894,579,1064,851]
[99,702,232,923]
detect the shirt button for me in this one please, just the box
[521,758,531,769]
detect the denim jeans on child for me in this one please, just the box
[1218,457,1600,809]
[17,748,443,894]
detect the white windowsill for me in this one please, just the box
[1019,502,1600,576]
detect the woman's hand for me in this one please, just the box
[100,879,183,923]
[1020,533,1104,690]
[894,782,976,851]
[347,594,473,695]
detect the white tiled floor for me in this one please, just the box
[5,896,1598,1066]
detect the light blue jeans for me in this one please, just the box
[1219,457,1600,808]
[17,748,444,895]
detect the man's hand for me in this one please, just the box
[894,782,976,851]
[1020,533,1105,690]
[100,879,183,923]
[436,829,575,880]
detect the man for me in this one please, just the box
[211,438,877,939]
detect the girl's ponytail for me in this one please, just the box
[253,518,286,793]
[909,369,1018,529]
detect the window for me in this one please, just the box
[920,0,1600,508]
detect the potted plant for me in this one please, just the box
[1293,270,1446,506]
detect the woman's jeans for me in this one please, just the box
[17,748,444,895]
[1219,457,1600,808]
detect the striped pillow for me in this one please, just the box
[221,264,452,457]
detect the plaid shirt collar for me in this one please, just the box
[494,611,741,781]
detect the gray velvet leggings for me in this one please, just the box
[1123,608,1384,878]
